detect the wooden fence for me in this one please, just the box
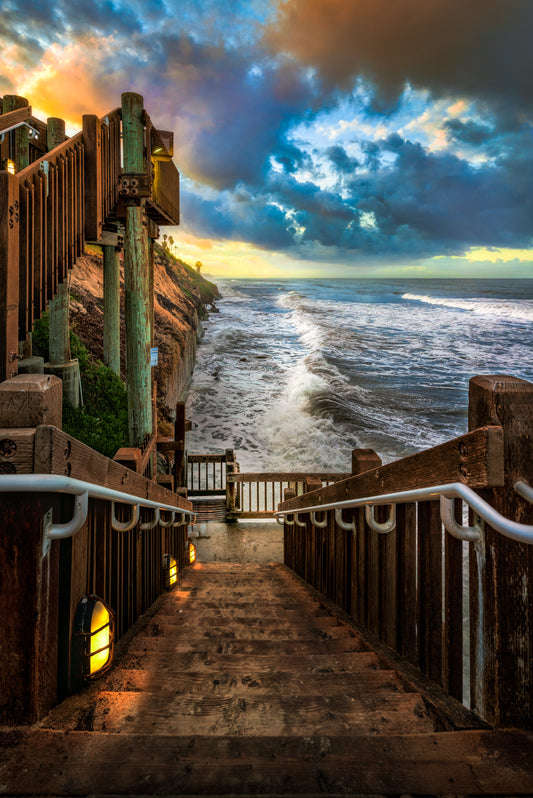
[228,472,349,518]
[0,375,192,725]
[0,96,180,382]
[279,375,533,730]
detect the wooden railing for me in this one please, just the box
[187,451,232,496]
[0,375,193,725]
[17,133,85,339]
[278,375,533,730]
[0,95,181,382]
[228,472,349,518]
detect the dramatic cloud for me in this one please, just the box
[266,0,533,110]
[2,0,532,273]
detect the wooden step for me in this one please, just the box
[127,634,365,656]
[2,729,532,796]
[78,667,405,696]
[144,610,339,627]
[43,690,434,736]
[140,621,348,641]
[118,649,384,674]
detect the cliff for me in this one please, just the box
[68,242,219,434]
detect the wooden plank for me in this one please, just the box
[279,426,504,512]
[3,729,533,796]
[397,502,418,666]
[0,427,35,473]
[0,104,32,133]
[228,471,349,482]
[81,115,102,241]
[33,425,192,511]
[0,493,61,723]
[382,517,398,649]
[444,498,464,702]
[0,172,20,381]
[18,181,30,339]
[417,500,443,686]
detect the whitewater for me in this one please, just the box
[185,279,533,471]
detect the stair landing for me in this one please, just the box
[1,562,533,795]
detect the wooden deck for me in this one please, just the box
[1,562,533,796]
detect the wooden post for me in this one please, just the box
[0,171,20,381]
[3,95,29,171]
[468,375,533,728]
[46,117,65,151]
[121,93,152,447]
[82,115,102,242]
[103,243,121,375]
[47,117,70,367]
[48,280,71,365]
[352,448,382,475]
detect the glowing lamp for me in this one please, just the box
[163,553,178,589]
[3,158,16,175]
[71,596,114,688]
[188,541,197,565]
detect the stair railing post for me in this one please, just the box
[46,115,82,406]
[468,375,533,728]
[3,95,30,171]
[121,92,152,448]
[103,239,121,376]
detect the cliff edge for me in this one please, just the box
[69,242,219,434]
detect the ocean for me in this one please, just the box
[185,279,533,471]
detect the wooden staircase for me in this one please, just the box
[1,562,533,796]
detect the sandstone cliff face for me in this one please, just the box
[69,244,219,431]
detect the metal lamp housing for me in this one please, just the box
[163,553,178,589]
[71,595,115,689]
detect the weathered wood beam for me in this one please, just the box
[103,242,121,375]
[122,92,152,448]
[0,105,32,135]
[34,425,191,511]
[278,426,504,511]
[227,471,350,482]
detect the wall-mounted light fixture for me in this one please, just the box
[163,553,178,588]
[2,158,16,175]
[71,596,115,689]
[188,541,197,565]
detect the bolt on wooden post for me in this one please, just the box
[121,92,152,447]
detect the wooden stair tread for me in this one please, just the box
[118,650,386,673]
[2,729,532,796]
[43,690,434,735]
[83,667,405,695]
[126,635,366,655]
[139,622,350,641]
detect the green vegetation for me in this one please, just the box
[32,312,129,458]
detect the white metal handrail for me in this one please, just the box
[275,481,533,545]
[0,474,196,556]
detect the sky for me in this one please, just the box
[2,0,533,278]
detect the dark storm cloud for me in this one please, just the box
[265,0,533,111]
[444,119,494,146]
[181,129,533,260]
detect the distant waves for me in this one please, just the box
[185,279,533,471]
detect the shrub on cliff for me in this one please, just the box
[32,312,129,458]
